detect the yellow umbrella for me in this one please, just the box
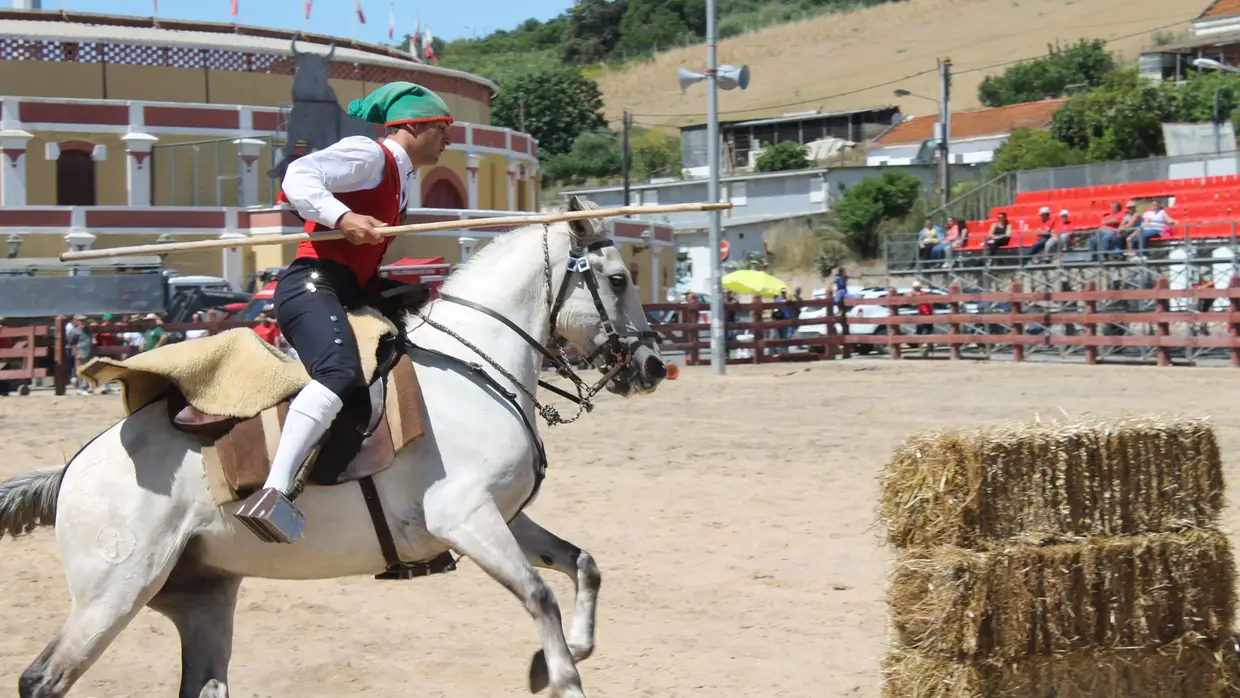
[721,269,789,298]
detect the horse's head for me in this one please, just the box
[551,196,666,397]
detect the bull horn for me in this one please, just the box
[326,43,336,60]
[290,37,301,56]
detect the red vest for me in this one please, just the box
[294,142,403,291]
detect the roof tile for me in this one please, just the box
[874,98,1067,147]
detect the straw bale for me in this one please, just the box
[888,530,1236,660]
[880,639,1240,698]
[879,415,1222,549]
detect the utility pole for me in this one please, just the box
[622,107,632,206]
[939,57,952,211]
[706,0,726,376]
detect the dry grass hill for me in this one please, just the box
[594,0,1203,129]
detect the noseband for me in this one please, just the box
[415,224,657,427]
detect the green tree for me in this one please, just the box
[491,67,608,157]
[631,129,683,179]
[989,126,1086,175]
[1048,67,1177,161]
[977,39,1115,108]
[560,0,629,64]
[755,140,813,172]
[833,171,923,257]
[541,131,622,185]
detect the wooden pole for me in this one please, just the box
[58,202,733,262]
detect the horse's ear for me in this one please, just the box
[566,195,594,239]
[566,195,583,212]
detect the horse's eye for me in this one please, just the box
[608,274,628,292]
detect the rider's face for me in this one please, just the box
[401,122,451,167]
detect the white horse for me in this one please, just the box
[0,199,667,698]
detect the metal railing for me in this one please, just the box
[151,135,281,207]
[929,171,1017,223]
[1015,150,1240,193]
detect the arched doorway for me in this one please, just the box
[421,166,467,209]
[56,150,96,206]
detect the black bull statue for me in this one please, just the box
[267,39,380,181]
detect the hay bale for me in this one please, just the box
[880,640,1240,698]
[888,530,1236,660]
[879,415,1222,549]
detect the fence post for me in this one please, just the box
[688,298,701,366]
[1230,276,1240,368]
[751,296,765,364]
[888,287,902,361]
[53,315,66,396]
[1084,280,1097,366]
[948,281,961,361]
[839,296,852,359]
[825,298,836,361]
[1010,280,1025,363]
[1155,275,1171,367]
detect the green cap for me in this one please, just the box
[346,81,453,127]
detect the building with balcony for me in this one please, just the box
[0,9,681,302]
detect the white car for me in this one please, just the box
[795,285,983,354]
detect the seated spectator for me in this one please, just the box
[1089,202,1124,258]
[143,314,169,353]
[1023,206,1059,260]
[832,267,850,313]
[917,218,943,261]
[939,216,968,263]
[1043,209,1075,256]
[184,312,210,341]
[984,212,1011,256]
[1128,200,1176,254]
[254,312,282,346]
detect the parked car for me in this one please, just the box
[796,285,985,354]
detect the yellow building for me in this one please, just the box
[0,10,678,301]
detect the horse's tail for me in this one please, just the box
[0,467,64,538]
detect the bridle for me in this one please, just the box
[413,224,660,427]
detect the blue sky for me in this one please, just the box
[48,0,574,43]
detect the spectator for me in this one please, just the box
[984,212,1011,257]
[64,315,94,395]
[917,218,943,261]
[1090,202,1124,259]
[832,267,850,314]
[1129,200,1176,254]
[1043,209,1075,256]
[911,281,935,355]
[142,314,169,352]
[941,216,968,263]
[1118,201,1141,239]
[184,312,210,341]
[254,312,282,346]
[1023,206,1059,260]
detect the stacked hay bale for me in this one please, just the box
[878,415,1240,697]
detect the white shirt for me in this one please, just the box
[1142,209,1169,231]
[280,136,414,229]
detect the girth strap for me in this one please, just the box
[357,475,402,568]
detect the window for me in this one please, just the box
[56,150,96,206]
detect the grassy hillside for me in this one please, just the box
[594,0,1200,129]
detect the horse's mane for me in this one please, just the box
[439,213,611,295]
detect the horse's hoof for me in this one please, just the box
[528,649,549,693]
[199,679,229,698]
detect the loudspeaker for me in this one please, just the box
[678,67,706,92]
[717,64,750,91]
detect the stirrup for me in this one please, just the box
[233,488,305,544]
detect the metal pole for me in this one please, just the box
[939,57,952,211]
[622,107,632,206]
[706,0,726,375]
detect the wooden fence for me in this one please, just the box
[647,276,1240,367]
[0,325,50,383]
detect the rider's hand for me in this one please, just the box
[337,212,387,245]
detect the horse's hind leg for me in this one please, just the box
[147,562,241,698]
[427,499,585,698]
[509,513,601,694]
[18,542,185,698]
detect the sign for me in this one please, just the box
[720,240,730,261]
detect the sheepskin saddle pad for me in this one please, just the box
[78,308,426,504]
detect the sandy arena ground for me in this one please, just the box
[2,360,1240,697]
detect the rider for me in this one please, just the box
[233,81,454,544]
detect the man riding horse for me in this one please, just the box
[234,81,454,544]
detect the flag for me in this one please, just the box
[409,12,422,61]
[355,0,365,23]
[388,2,394,40]
[422,28,437,64]
[153,0,158,14]
[304,0,312,20]
[230,0,237,16]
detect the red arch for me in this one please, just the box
[421,166,467,209]
[58,140,95,153]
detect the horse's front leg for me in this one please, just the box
[509,512,600,694]
[426,497,585,698]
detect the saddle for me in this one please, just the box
[78,305,455,580]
